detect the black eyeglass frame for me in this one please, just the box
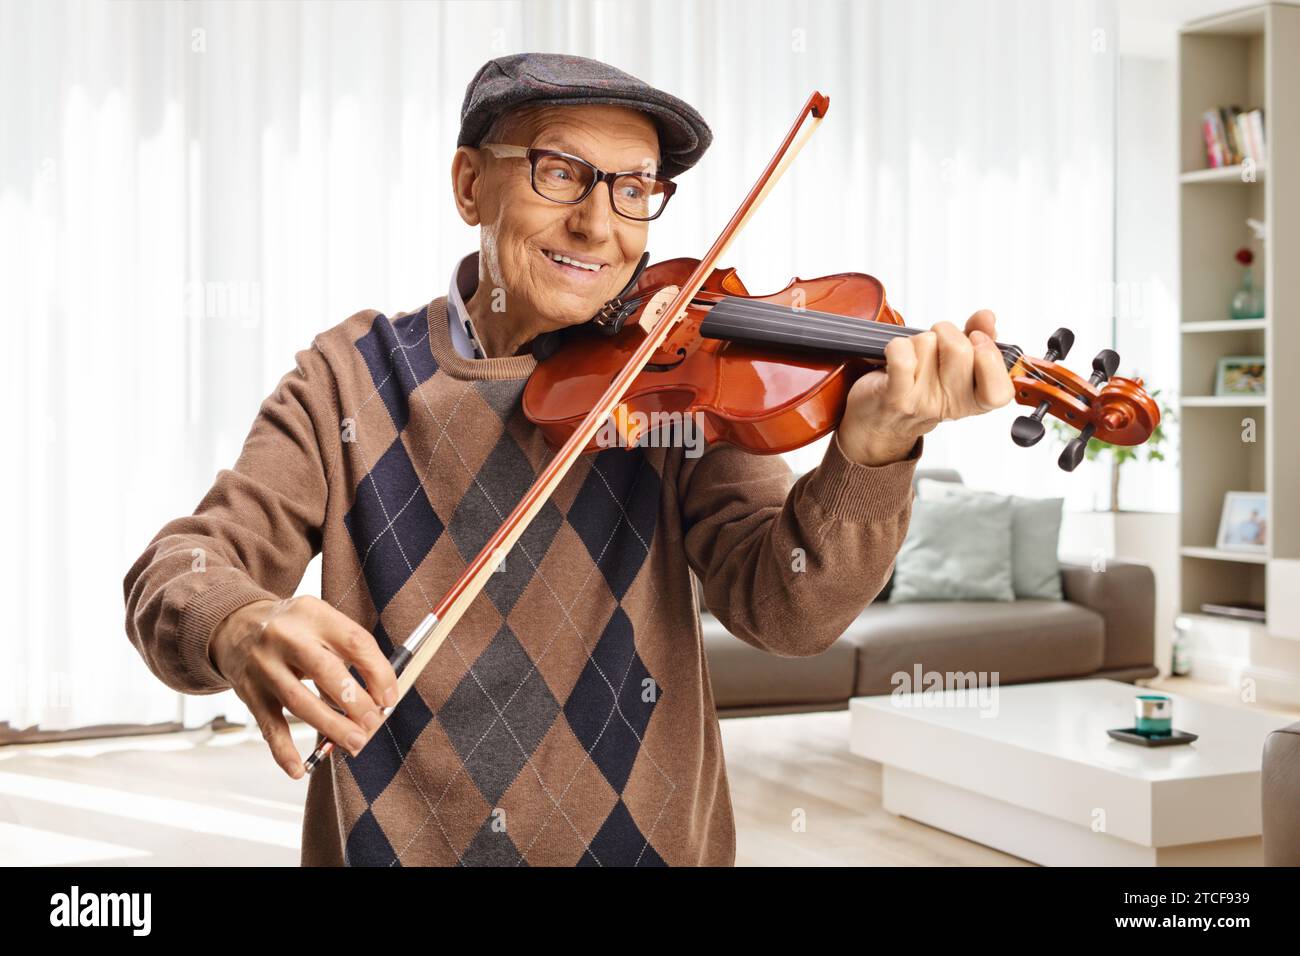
[480,142,677,222]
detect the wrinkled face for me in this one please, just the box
[468,104,661,331]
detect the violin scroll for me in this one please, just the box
[1007,329,1161,472]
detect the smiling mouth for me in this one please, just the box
[540,247,606,275]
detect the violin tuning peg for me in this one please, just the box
[1046,328,1074,362]
[1059,438,1087,472]
[1058,423,1096,472]
[1011,415,1046,448]
[1011,398,1051,448]
[1091,349,1120,384]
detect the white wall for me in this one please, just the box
[1112,52,1179,513]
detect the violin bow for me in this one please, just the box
[305,91,831,772]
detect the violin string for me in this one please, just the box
[704,305,1038,380]
[702,298,1083,398]
[712,296,955,343]
[706,298,1091,401]
[686,292,962,352]
[708,300,926,346]
[703,298,1009,359]
[691,293,1084,402]
[710,298,1094,400]
[704,300,969,352]
[706,298,1014,358]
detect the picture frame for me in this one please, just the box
[1216,491,1268,553]
[1214,355,1266,396]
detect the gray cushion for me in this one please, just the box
[916,479,1063,600]
[870,468,966,603]
[889,494,1015,602]
[912,467,964,491]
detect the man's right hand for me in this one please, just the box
[209,597,399,779]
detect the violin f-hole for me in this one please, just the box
[643,347,687,372]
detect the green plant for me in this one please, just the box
[1049,388,1176,512]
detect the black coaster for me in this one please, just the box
[1106,726,1199,747]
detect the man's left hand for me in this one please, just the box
[836,309,1016,466]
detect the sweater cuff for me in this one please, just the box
[177,576,281,692]
[804,432,923,523]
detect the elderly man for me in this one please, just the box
[124,53,1013,867]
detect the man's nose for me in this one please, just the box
[565,181,616,243]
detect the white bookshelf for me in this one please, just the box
[1181,318,1266,333]
[1178,4,1300,641]
[1180,546,1268,565]
[1180,395,1266,407]
[1179,162,1267,184]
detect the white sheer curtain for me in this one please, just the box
[1,0,1117,733]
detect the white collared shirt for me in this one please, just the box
[446,251,487,359]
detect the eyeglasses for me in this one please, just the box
[480,142,677,221]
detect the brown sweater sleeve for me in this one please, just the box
[122,339,341,694]
[679,431,921,657]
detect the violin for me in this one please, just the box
[524,256,1160,471]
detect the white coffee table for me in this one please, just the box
[848,678,1292,866]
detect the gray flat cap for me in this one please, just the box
[458,53,712,179]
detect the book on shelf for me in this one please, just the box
[1201,106,1266,168]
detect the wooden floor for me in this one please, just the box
[0,724,310,866]
[1140,674,1300,720]
[0,710,1026,866]
[5,675,1290,866]
[723,710,1026,866]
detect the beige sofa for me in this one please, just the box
[704,469,1158,717]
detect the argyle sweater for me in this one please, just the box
[123,296,921,866]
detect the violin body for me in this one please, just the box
[523,258,902,455]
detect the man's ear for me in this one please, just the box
[451,146,484,227]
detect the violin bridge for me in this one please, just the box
[637,285,682,331]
